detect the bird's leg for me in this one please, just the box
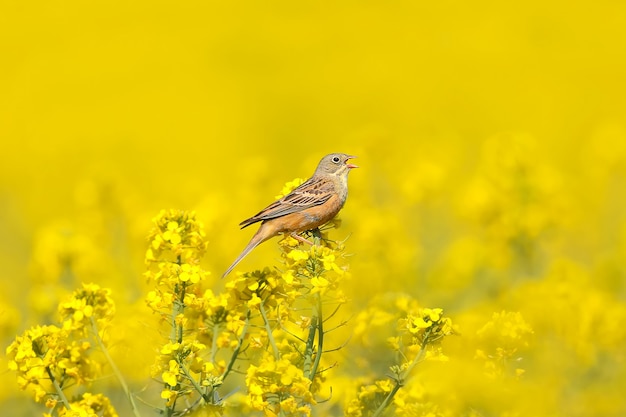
[290,232,314,246]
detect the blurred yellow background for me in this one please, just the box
[2,1,626,416]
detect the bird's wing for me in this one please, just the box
[239,176,334,228]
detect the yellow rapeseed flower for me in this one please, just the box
[162,360,180,387]
[287,249,309,261]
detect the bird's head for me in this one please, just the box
[315,153,358,176]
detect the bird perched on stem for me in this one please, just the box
[222,153,358,278]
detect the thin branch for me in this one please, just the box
[259,300,280,359]
[322,333,352,353]
[322,304,344,323]
[278,326,307,344]
[316,386,333,404]
[371,327,433,417]
[45,367,71,411]
[371,382,402,417]
[310,293,324,382]
[90,317,142,417]
[221,309,250,382]
[303,315,317,380]
[323,319,349,333]
[210,323,219,363]
[316,362,338,374]
[179,361,210,404]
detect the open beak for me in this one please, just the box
[346,155,359,169]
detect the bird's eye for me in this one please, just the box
[332,156,340,163]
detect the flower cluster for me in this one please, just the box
[142,204,354,416]
[145,209,208,265]
[50,393,118,417]
[6,283,119,416]
[58,283,116,334]
[7,325,95,403]
[144,210,221,413]
[246,352,316,416]
[396,307,455,360]
[144,211,211,324]
[475,310,533,379]
[153,340,225,408]
[225,236,349,414]
[347,303,455,417]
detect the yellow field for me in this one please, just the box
[1,1,626,416]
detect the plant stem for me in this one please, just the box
[371,382,402,417]
[402,328,432,378]
[164,281,185,417]
[371,328,433,417]
[90,317,143,417]
[309,293,323,383]
[222,309,251,382]
[46,366,71,410]
[211,322,219,363]
[259,300,280,360]
[171,283,186,344]
[303,315,317,380]
[180,361,211,403]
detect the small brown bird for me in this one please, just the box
[222,153,358,278]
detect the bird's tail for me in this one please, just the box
[222,229,268,278]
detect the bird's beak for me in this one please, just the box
[346,155,359,169]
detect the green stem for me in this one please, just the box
[45,366,71,411]
[179,361,211,403]
[171,283,186,344]
[164,400,174,417]
[371,328,433,417]
[210,322,219,363]
[371,382,402,417]
[90,317,142,417]
[402,328,432,378]
[303,315,317,380]
[309,293,323,383]
[259,300,280,360]
[221,309,251,382]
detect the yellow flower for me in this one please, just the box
[160,389,177,407]
[310,276,329,294]
[7,321,105,405]
[279,363,301,385]
[422,308,443,322]
[162,360,180,387]
[58,283,115,332]
[387,336,400,351]
[275,178,305,199]
[203,361,215,374]
[147,210,208,265]
[476,310,533,378]
[321,253,337,270]
[160,342,181,355]
[282,270,296,284]
[287,250,309,261]
[59,393,118,417]
[162,221,181,244]
[411,316,431,330]
[247,293,262,308]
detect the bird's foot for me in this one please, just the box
[290,232,314,246]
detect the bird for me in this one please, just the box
[222,153,358,278]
